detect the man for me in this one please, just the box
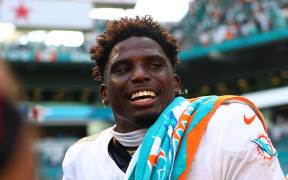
[62,16,285,179]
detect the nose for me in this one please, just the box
[131,65,150,83]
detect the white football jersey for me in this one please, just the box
[62,103,285,180]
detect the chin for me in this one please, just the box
[133,112,160,129]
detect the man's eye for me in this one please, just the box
[116,66,129,73]
[149,63,162,70]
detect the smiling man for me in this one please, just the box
[62,16,285,180]
[101,36,180,133]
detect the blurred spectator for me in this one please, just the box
[271,113,288,142]
[0,59,37,180]
[0,96,37,180]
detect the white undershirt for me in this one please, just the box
[111,126,147,147]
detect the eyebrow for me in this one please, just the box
[109,58,130,72]
[109,54,167,71]
[144,55,166,61]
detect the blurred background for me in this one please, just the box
[0,0,288,179]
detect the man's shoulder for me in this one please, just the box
[70,127,112,149]
[187,95,261,122]
[210,99,263,129]
[206,99,269,151]
[63,127,113,165]
[74,133,101,145]
[62,127,115,179]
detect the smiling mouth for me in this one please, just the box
[130,90,156,103]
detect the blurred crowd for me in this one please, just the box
[169,0,287,50]
[2,0,288,59]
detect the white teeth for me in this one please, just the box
[134,97,153,102]
[131,90,156,100]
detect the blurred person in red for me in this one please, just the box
[0,59,37,180]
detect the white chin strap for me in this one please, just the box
[111,126,148,147]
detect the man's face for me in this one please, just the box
[100,36,180,132]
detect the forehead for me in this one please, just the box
[108,36,168,64]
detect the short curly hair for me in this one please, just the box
[89,15,181,82]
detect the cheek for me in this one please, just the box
[110,72,131,86]
[158,72,174,85]
[109,76,124,89]
[161,74,176,95]
[107,76,126,98]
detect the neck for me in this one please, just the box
[111,126,148,147]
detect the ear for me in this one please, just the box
[100,83,109,105]
[173,74,181,95]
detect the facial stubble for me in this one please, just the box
[133,112,160,129]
